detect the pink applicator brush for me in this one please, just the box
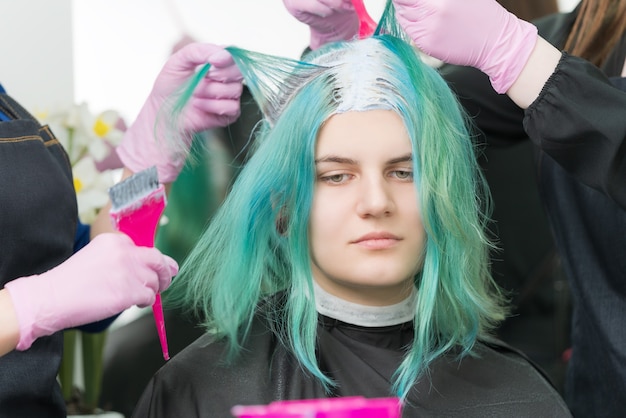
[351,0,377,38]
[231,396,402,417]
[108,166,170,360]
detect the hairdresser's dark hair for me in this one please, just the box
[564,0,626,67]
[497,0,558,21]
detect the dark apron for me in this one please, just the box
[0,92,77,417]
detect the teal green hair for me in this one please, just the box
[164,2,505,402]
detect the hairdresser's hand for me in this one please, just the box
[5,233,178,351]
[117,43,243,183]
[283,0,359,50]
[392,0,538,93]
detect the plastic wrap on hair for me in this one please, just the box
[224,0,414,126]
[227,37,406,127]
[309,39,401,114]
[226,47,327,126]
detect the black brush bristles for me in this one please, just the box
[109,166,160,211]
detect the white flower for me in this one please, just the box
[35,103,125,224]
[72,156,118,224]
[37,103,124,166]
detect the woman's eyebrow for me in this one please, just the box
[314,156,358,165]
[314,153,413,165]
[387,153,413,165]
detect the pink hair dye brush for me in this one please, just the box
[108,166,170,360]
[352,0,377,38]
[231,396,402,417]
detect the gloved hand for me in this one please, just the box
[5,233,178,351]
[392,0,538,93]
[283,0,360,50]
[116,43,243,183]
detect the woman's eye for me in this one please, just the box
[392,170,413,180]
[321,173,350,184]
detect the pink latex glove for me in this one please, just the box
[117,43,243,183]
[392,0,538,93]
[283,0,359,50]
[5,233,178,351]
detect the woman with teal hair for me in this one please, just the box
[131,5,569,417]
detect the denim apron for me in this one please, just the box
[0,92,77,417]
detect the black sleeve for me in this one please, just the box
[439,64,528,145]
[524,53,626,209]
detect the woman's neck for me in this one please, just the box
[313,281,417,327]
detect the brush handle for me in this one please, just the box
[110,186,170,360]
[351,0,376,38]
[151,295,169,360]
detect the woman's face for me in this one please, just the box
[309,110,426,306]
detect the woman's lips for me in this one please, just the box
[352,232,401,250]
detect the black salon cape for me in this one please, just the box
[132,309,570,417]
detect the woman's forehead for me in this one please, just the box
[316,110,411,157]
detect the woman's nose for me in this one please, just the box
[355,176,395,218]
